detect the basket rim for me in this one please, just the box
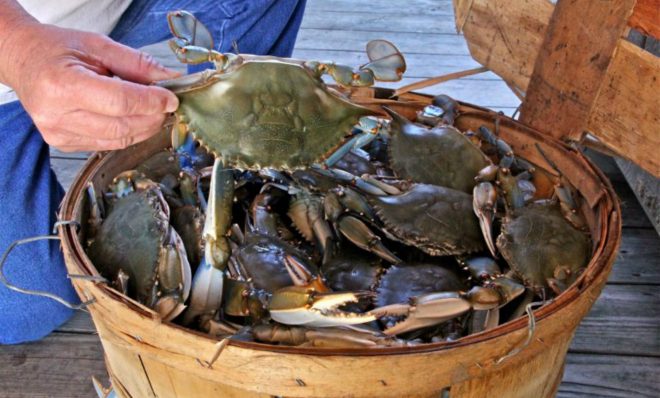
[58,91,622,357]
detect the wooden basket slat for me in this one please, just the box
[519,0,637,141]
[587,40,660,176]
[452,0,552,92]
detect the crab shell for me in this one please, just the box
[87,187,191,320]
[385,108,490,193]
[167,58,374,170]
[235,234,319,293]
[369,184,485,256]
[376,263,466,308]
[496,203,591,293]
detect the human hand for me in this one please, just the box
[0,19,180,152]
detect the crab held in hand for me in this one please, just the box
[159,10,406,171]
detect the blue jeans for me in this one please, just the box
[0,0,306,344]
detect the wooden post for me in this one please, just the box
[519,0,637,141]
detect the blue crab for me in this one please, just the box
[472,128,591,296]
[159,10,406,171]
[86,171,192,321]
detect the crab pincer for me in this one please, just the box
[267,255,378,327]
[182,158,234,324]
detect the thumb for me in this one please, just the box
[89,36,181,84]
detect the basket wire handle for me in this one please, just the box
[495,300,546,365]
[0,220,102,310]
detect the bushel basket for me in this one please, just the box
[58,87,620,398]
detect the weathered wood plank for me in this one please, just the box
[0,333,108,398]
[558,353,660,398]
[588,40,660,177]
[375,78,521,108]
[616,180,655,229]
[296,28,471,55]
[520,0,636,142]
[454,0,552,90]
[609,229,660,285]
[300,10,457,33]
[56,311,96,334]
[307,0,453,15]
[49,148,89,160]
[570,284,660,356]
[616,158,660,235]
[455,0,660,177]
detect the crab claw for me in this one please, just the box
[362,40,406,81]
[473,181,498,257]
[554,182,587,230]
[204,158,234,270]
[269,286,377,327]
[373,292,471,335]
[181,258,225,325]
[154,294,188,322]
[431,94,459,125]
[167,10,214,50]
[282,254,330,292]
[465,276,525,310]
[335,215,402,264]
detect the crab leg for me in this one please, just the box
[311,166,390,196]
[204,158,234,269]
[334,215,401,264]
[252,324,409,348]
[154,229,192,322]
[373,292,471,336]
[304,40,405,87]
[319,117,385,169]
[86,182,105,238]
[554,178,587,230]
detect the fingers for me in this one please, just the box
[42,111,167,152]
[72,67,179,116]
[87,35,181,83]
[66,110,167,140]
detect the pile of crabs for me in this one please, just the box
[85,11,591,348]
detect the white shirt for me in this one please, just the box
[0,0,133,104]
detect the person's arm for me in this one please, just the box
[0,0,180,151]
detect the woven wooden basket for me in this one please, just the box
[58,87,621,398]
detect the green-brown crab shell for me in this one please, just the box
[369,184,485,256]
[375,263,466,308]
[87,188,186,307]
[172,58,373,170]
[386,108,491,193]
[87,189,191,310]
[496,203,591,292]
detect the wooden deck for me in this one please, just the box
[2,1,659,396]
